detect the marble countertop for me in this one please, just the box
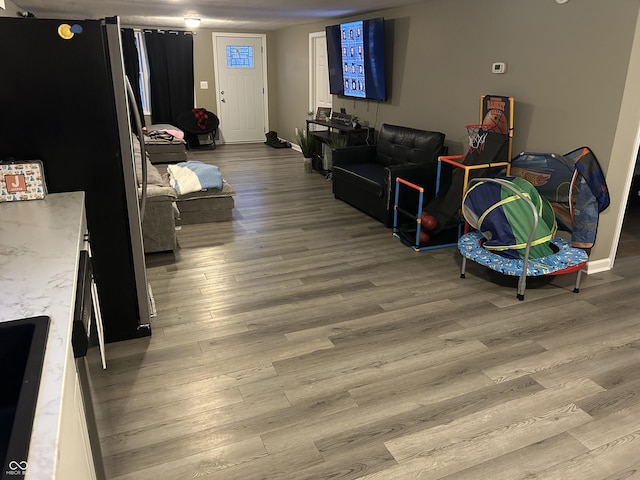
[0,192,86,480]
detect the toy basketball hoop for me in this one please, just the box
[466,124,490,153]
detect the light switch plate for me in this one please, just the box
[200,81,209,89]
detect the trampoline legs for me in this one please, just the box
[573,269,584,293]
[460,256,467,278]
[516,274,527,301]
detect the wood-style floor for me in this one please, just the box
[88,143,640,480]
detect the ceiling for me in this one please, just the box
[9,0,419,30]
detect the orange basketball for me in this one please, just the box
[421,212,437,231]
[419,230,430,244]
[482,109,509,134]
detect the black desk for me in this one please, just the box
[306,119,375,172]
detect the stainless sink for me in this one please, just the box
[0,315,49,476]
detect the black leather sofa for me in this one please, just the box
[331,123,446,227]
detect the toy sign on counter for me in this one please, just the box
[0,160,47,202]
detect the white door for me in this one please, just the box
[212,33,268,143]
[309,32,332,114]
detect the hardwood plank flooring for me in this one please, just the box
[88,143,640,479]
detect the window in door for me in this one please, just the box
[226,45,254,68]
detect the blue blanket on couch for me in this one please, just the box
[167,161,223,195]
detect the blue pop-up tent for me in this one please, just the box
[510,147,609,249]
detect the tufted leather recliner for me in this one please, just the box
[331,123,446,227]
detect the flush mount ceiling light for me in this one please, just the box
[184,17,201,28]
[555,0,569,3]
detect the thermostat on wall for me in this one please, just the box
[492,62,506,74]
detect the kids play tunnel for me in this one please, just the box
[462,176,557,260]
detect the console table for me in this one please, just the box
[306,119,375,173]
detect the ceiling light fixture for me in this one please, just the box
[184,17,201,28]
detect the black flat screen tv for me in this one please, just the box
[325,17,387,101]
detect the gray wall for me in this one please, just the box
[0,0,21,17]
[193,31,217,112]
[274,0,636,155]
[267,0,640,267]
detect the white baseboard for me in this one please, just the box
[586,257,613,274]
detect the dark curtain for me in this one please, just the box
[120,28,144,133]
[144,30,194,126]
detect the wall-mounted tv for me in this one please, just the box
[325,17,387,101]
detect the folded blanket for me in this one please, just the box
[192,108,209,130]
[143,124,185,140]
[167,161,223,195]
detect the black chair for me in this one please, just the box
[331,123,446,227]
[176,109,220,150]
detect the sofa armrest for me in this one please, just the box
[332,144,377,167]
[143,184,177,200]
[386,162,425,181]
[377,162,440,227]
[386,162,438,195]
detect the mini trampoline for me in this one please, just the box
[459,177,589,300]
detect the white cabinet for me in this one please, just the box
[55,349,97,479]
[55,207,105,480]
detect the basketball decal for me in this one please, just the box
[480,94,514,160]
[482,109,508,134]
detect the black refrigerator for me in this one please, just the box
[0,17,152,343]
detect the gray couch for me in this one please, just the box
[133,136,237,253]
[142,182,178,253]
[133,137,178,253]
